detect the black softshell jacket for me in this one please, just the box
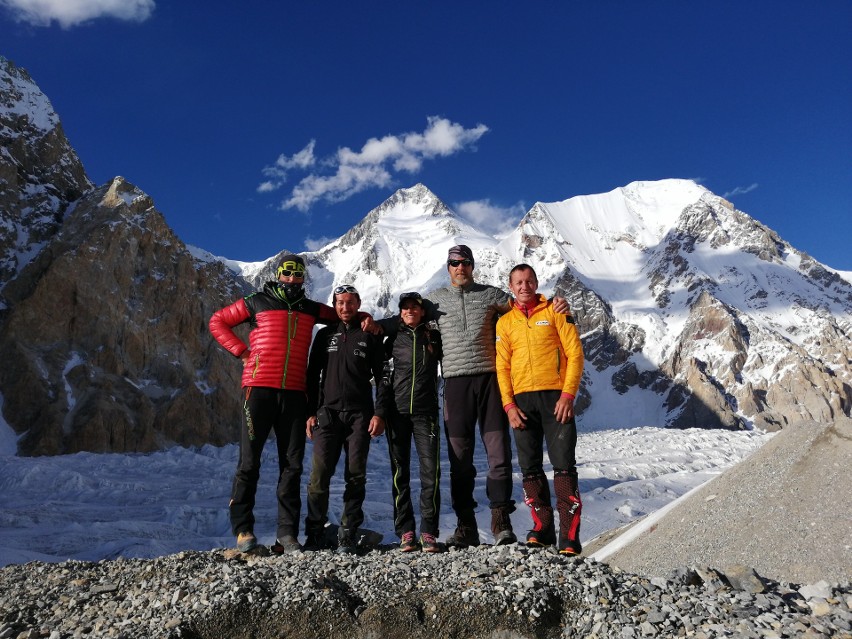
[384,321,443,415]
[307,320,389,417]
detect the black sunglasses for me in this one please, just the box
[279,269,305,279]
[447,259,473,267]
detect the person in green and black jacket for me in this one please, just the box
[383,292,444,553]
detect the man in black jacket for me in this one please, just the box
[304,285,389,553]
[384,292,444,553]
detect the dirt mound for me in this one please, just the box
[594,418,852,584]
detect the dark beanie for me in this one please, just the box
[278,254,305,268]
[447,244,474,265]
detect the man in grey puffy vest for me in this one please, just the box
[429,245,570,547]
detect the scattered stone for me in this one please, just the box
[0,547,848,638]
[722,564,766,593]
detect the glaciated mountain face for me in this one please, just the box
[282,180,851,432]
[2,60,849,455]
[297,183,506,311]
[0,176,251,455]
[0,57,91,290]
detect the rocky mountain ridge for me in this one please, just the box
[0,57,261,455]
[0,174,250,455]
[0,56,91,289]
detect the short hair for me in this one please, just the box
[509,263,538,282]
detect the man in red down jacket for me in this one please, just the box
[209,254,370,554]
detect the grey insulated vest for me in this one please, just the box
[428,282,510,378]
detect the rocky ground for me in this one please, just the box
[1,542,849,639]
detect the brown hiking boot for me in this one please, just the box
[491,506,517,545]
[445,511,480,548]
[236,531,258,553]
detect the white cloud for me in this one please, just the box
[258,140,316,193]
[0,0,154,28]
[260,117,489,212]
[454,199,527,238]
[303,235,335,251]
[283,163,393,212]
[722,183,759,198]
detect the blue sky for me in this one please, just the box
[2,1,850,269]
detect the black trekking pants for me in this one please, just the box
[230,387,307,539]
[512,390,577,475]
[305,408,372,534]
[386,412,441,537]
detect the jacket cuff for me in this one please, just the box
[504,402,517,413]
[561,392,575,401]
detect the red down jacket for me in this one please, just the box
[209,282,338,391]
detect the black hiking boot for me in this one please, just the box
[523,473,555,547]
[303,530,326,552]
[558,536,583,556]
[236,531,258,553]
[336,527,357,555]
[554,471,583,557]
[526,525,556,547]
[271,535,301,554]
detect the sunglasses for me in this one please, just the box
[447,259,473,267]
[277,261,306,277]
[334,285,359,295]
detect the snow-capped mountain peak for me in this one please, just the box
[294,184,499,311]
[0,56,58,134]
[252,179,850,433]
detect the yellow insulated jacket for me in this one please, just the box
[495,295,584,407]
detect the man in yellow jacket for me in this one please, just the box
[495,263,585,555]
